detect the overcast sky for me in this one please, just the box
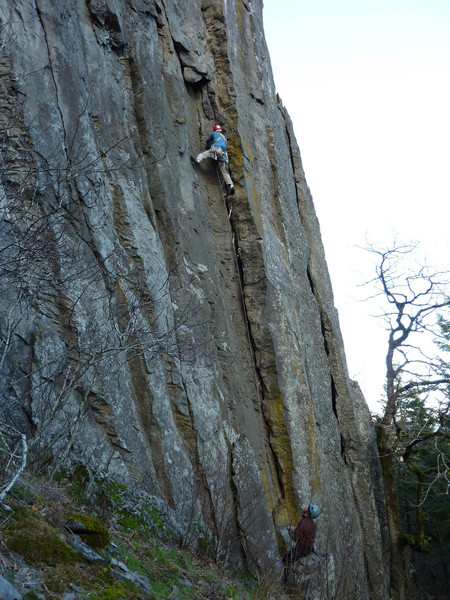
[262,0,450,411]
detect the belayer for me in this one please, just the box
[196,124,235,196]
[282,504,320,572]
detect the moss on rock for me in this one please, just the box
[22,593,41,600]
[41,563,143,598]
[93,581,143,600]
[5,505,78,566]
[65,512,111,549]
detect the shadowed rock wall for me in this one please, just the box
[0,0,389,597]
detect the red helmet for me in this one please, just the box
[213,124,222,132]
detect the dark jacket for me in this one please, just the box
[292,516,317,551]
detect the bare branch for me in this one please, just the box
[0,422,27,503]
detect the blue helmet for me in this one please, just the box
[309,504,320,519]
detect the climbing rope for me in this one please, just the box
[216,166,262,404]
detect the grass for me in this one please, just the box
[0,472,287,600]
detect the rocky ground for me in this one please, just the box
[0,471,293,600]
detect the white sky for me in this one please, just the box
[262,0,450,411]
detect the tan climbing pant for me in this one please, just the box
[196,149,233,186]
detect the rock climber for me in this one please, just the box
[282,504,320,568]
[196,124,235,196]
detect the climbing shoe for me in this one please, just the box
[228,184,235,196]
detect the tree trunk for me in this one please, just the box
[377,426,411,600]
[404,456,427,552]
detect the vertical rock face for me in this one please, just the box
[0,0,389,596]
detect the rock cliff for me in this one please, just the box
[0,1,390,597]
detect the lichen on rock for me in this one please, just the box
[0,0,389,596]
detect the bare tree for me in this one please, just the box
[0,422,27,504]
[0,12,213,484]
[365,243,450,599]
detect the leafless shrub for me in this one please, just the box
[0,11,214,480]
[0,422,27,504]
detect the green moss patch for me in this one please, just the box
[91,580,142,600]
[41,563,142,598]
[66,512,111,549]
[5,505,78,566]
[3,474,280,600]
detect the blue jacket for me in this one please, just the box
[206,131,227,150]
